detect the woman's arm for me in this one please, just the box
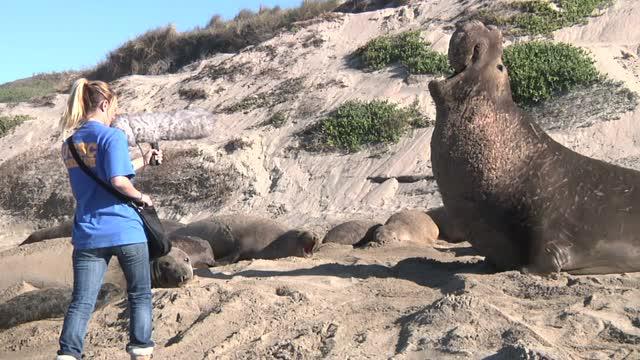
[111,176,152,206]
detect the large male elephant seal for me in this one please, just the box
[429,20,640,274]
[323,220,382,246]
[0,283,122,329]
[371,210,439,247]
[172,215,320,265]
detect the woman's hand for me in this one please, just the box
[140,193,153,207]
[144,148,163,165]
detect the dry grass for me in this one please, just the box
[135,147,245,218]
[0,148,74,224]
[87,1,341,82]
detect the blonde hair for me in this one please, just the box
[59,78,118,131]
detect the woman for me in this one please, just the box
[56,78,162,360]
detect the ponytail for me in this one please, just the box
[59,78,89,131]
[59,78,117,133]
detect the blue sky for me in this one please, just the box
[0,0,303,84]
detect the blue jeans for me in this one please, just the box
[58,242,154,359]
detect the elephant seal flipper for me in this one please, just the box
[429,20,640,274]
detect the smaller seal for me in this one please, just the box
[150,247,194,288]
[169,234,216,269]
[173,216,320,265]
[20,221,73,246]
[426,207,466,243]
[21,219,185,246]
[372,209,439,246]
[322,220,382,246]
[0,283,122,329]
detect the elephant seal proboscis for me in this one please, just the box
[322,220,382,246]
[429,20,640,274]
[371,210,439,247]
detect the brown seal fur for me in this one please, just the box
[322,220,382,246]
[20,219,184,246]
[0,283,122,329]
[173,215,320,265]
[426,207,466,243]
[169,234,216,269]
[20,221,73,246]
[372,210,439,246]
[150,247,194,288]
[429,20,640,274]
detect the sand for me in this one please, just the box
[1,0,639,358]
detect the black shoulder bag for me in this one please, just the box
[66,137,171,259]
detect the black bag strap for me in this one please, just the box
[65,136,141,206]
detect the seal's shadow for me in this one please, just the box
[195,257,492,294]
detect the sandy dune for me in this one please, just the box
[1,0,640,358]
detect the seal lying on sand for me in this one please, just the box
[169,234,215,269]
[323,220,382,246]
[151,247,193,288]
[20,219,184,246]
[20,221,73,246]
[0,283,122,329]
[172,215,320,265]
[426,207,466,243]
[429,20,640,274]
[20,220,204,276]
[371,210,439,247]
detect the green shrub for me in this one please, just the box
[359,31,451,75]
[479,0,614,36]
[0,72,75,103]
[503,41,599,105]
[88,0,340,82]
[315,99,429,152]
[262,111,288,128]
[0,115,31,137]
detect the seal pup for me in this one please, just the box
[173,216,320,265]
[429,20,640,274]
[371,210,439,247]
[426,207,466,243]
[20,221,73,246]
[323,220,382,246]
[0,283,122,329]
[20,219,184,246]
[169,234,216,269]
[150,247,194,288]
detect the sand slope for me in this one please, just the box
[1,0,640,358]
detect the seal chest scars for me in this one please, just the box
[429,20,640,274]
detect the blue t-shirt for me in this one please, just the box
[61,120,147,249]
